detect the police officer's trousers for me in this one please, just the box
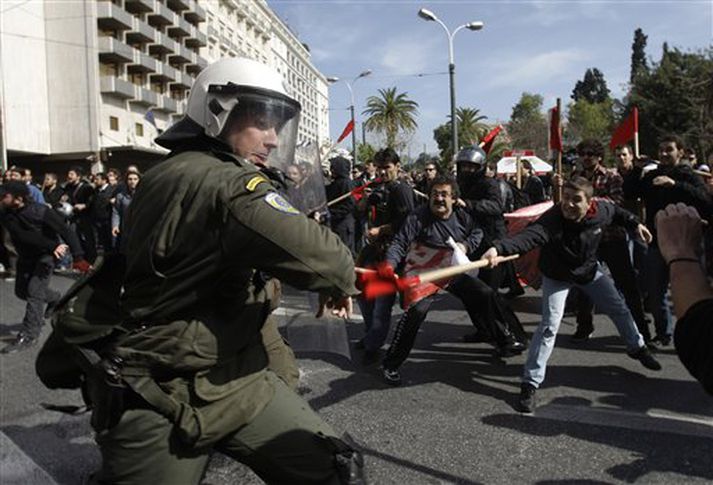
[93,371,343,485]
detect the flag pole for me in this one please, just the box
[633,106,640,158]
[556,98,563,202]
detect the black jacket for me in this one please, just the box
[623,164,711,239]
[0,201,83,259]
[386,206,483,268]
[459,174,506,252]
[495,200,640,284]
[91,183,117,222]
[326,157,355,228]
[674,298,713,396]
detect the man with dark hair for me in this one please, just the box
[563,139,651,342]
[0,181,89,353]
[521,160,546,204]
[416,160,439,195]
[90,172,116,253]
[42,173,64,208]
[65,166,97,263]
[7,166,45,204]
[357,147,415,364]
[380,175,526,385]
[484,176,662,413]
[623,134,712,346]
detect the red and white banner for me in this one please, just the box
[504,201,554,289]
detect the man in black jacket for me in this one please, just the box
[326,156,356,255]
[65,166,97,263]
[0,182,89,353]
[623,134,712,346]
[380,176,526,385]
[484,177,661,413]
[91,172,117,253]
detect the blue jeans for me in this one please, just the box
[523,270,645,388]
[358,293,396,352]
[645,244,673,339]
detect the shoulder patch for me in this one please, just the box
[246,175,268,192]
[264,192,300,215]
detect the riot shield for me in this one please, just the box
[280,140,328,215]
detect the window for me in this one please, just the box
[109,116,119,131]
[135,123,144,137]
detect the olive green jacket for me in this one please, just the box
[113,148,356,447]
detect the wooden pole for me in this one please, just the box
[556,97,563,202]
[516,155,522,189]
[634,131,640,159]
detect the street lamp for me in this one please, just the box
[327,69,372,164]
[418,8,483,159]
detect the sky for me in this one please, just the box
[270,0,713,156]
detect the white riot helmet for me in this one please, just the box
[56,201,74,219]
[185,57,301,168]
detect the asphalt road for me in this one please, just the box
[1,275,712,484]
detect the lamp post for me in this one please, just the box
[418,8,483,159]
[327,69,372,164]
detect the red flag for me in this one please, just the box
[336,119,354,143]
[549,106,562,151]
[479,125,502,154]
[609,107,638,150]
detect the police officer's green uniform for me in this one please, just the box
[87,136,359,483]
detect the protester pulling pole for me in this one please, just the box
[552,98,563,202]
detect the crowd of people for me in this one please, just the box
[1,55,711,483]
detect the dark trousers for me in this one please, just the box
[15,255,61,339]
[383,274,525,369]
[0,226,15,271]
[94,220,114,253]
[75,218,97,263]
[576,238,652,341]
[500,261,523,293]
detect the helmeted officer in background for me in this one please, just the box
[90,58,364,484]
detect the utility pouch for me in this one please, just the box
[77,348,128,433]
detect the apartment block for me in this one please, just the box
[0,0,330,171]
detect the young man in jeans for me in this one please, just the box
[483,177,662,413]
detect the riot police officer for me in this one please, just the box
[88,58,364,484]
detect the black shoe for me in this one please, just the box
[518,383,537,413]
[497,339,527,357]
[463,332,492,344]
[503,287,525,300]
[1,333,38,354]
[651,334,672,347]
[354,339,366,350]
[571,326,594,342]
[381,366,401,386]
[362,350,381,366]
[629,346,662,371]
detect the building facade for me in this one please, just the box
[0,0,329,171]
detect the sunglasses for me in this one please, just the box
[578,151,598,157]
[425,168,436,172]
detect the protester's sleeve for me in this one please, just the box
[494,212,553,256]
[43,208,84,258]
[464,180,504,217]
[461,212,484,253]
[674,298,713,396]
[385,212,421,268]
[609,201,640,231]
[221,173,357,298]
[606,172,625,205]
[3,217,57,253]
[675,173,712,216]
[622,166,644,199]
[112,196,121,229]
[328,180,355,224]
[390,184,416,233]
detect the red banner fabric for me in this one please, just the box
[479,125,503,154]
[337,119,355,143]
[609,107,638,150]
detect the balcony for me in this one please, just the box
[96,2,133,31]
[132,87,160,107]
[155,95,179,113]
[171,71,194,89]
[185,27,207,48]
[150,32,179,55]
[128,52,158,74]
[148,1,175,26]
[183,1,206,24]
[167,15,192,37]
[100,76,136,99]
[169,44,194,64]
[126,17,156,44]
[207,25,218,40]
[150,62,179,82]
[98,36,134,63]
[186,54,207,74]
[176,100,187,115]
[166,0,190,12]
[124,0,153,14]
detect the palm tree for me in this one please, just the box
[362,87,419,149]
[455,107,489,145]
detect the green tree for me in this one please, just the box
[629,46,713,160]
[507,92,548,156]
[630,28,649,84]
[362,87,419,149]
[432,107,490,161]
[356,142,376,164]
[572,68,610,103]
[567,98,615,146]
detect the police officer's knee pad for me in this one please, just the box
[318,432,366,485]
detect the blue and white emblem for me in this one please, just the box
[264,192,299,215]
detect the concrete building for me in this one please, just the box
[0,0,329,174]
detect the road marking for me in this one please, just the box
[0,431,59,485]
[532,403,713,439]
